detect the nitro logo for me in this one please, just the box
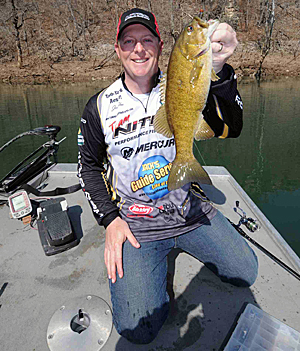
[129,204,154,215]
[109,115,130,132]
[121,147,134,160]
[113,115,154,138]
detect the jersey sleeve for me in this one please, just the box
[203,63,243,138]
[77,93,120,228]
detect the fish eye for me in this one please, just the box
[187,25,193,33]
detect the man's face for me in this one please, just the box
[115,24,163,84]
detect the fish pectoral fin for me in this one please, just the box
[194,114,215,140]
[154,105,173,138]
[211,68,219,82]
[190,60,204,86]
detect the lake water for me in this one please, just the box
[1,78,300,257]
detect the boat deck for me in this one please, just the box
[0,165,299,351]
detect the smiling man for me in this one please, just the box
[78,8,258,345]
[115,24,162,92]
[114,10,163,94]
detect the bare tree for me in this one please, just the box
[3,0,31,67]
[0,0,298,81]
[11,0,24,67]
[255,0,275,82]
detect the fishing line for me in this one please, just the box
[193,140,207,166]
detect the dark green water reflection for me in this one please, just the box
[195,79,300,257]
[0,79,300,257]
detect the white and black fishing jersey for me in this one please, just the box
[78,64,243,242]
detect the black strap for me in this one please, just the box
[21,183,81,197]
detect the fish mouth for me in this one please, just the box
[194,16,209,29]
[193,16,219,38]
[194,45,209,58]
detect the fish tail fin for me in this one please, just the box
[167,157,212,191]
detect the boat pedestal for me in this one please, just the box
[47,295,112,351]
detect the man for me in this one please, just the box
[78,8,258,344]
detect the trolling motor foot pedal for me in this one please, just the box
[37,197,79,256]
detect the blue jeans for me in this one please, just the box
[109,210,258,344]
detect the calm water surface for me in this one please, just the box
[1,79,300,257]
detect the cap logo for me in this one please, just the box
[125,13,150,22]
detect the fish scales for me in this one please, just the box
[154,16,219,191]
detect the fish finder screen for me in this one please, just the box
[11,194,26,212]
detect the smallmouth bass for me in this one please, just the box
[154,16,219,191]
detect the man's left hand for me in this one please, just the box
[210,23,238,73]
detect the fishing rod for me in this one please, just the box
[229,201,300,282]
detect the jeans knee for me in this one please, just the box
[244,251,259,287]
[120,328,159,344]
[223,257,258,287]
[114,303,169,344]
[245,262,259,287]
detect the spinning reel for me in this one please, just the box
[234,200,260,233]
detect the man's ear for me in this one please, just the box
[115,42,120,59]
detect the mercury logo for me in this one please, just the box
[121,147,134,160]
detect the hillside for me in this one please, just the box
[0,0,299,84]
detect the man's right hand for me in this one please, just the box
[104,217,140,283]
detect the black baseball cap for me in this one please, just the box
[116,8,161,41]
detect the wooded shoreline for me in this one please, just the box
[1,51,299,85]
[1,0,299,85]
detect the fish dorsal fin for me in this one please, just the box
[194,114,215,140]
[159,73,167,105]
[211,68,219,82]
[190,60,204,86]
[154,104,173,138]
[154,74,173,138]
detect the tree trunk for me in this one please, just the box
[11,0,24,68]
[255,0,275,82]
[16,31,23,68]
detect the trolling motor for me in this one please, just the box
[0,126,63,194]
[1,126,80,256]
